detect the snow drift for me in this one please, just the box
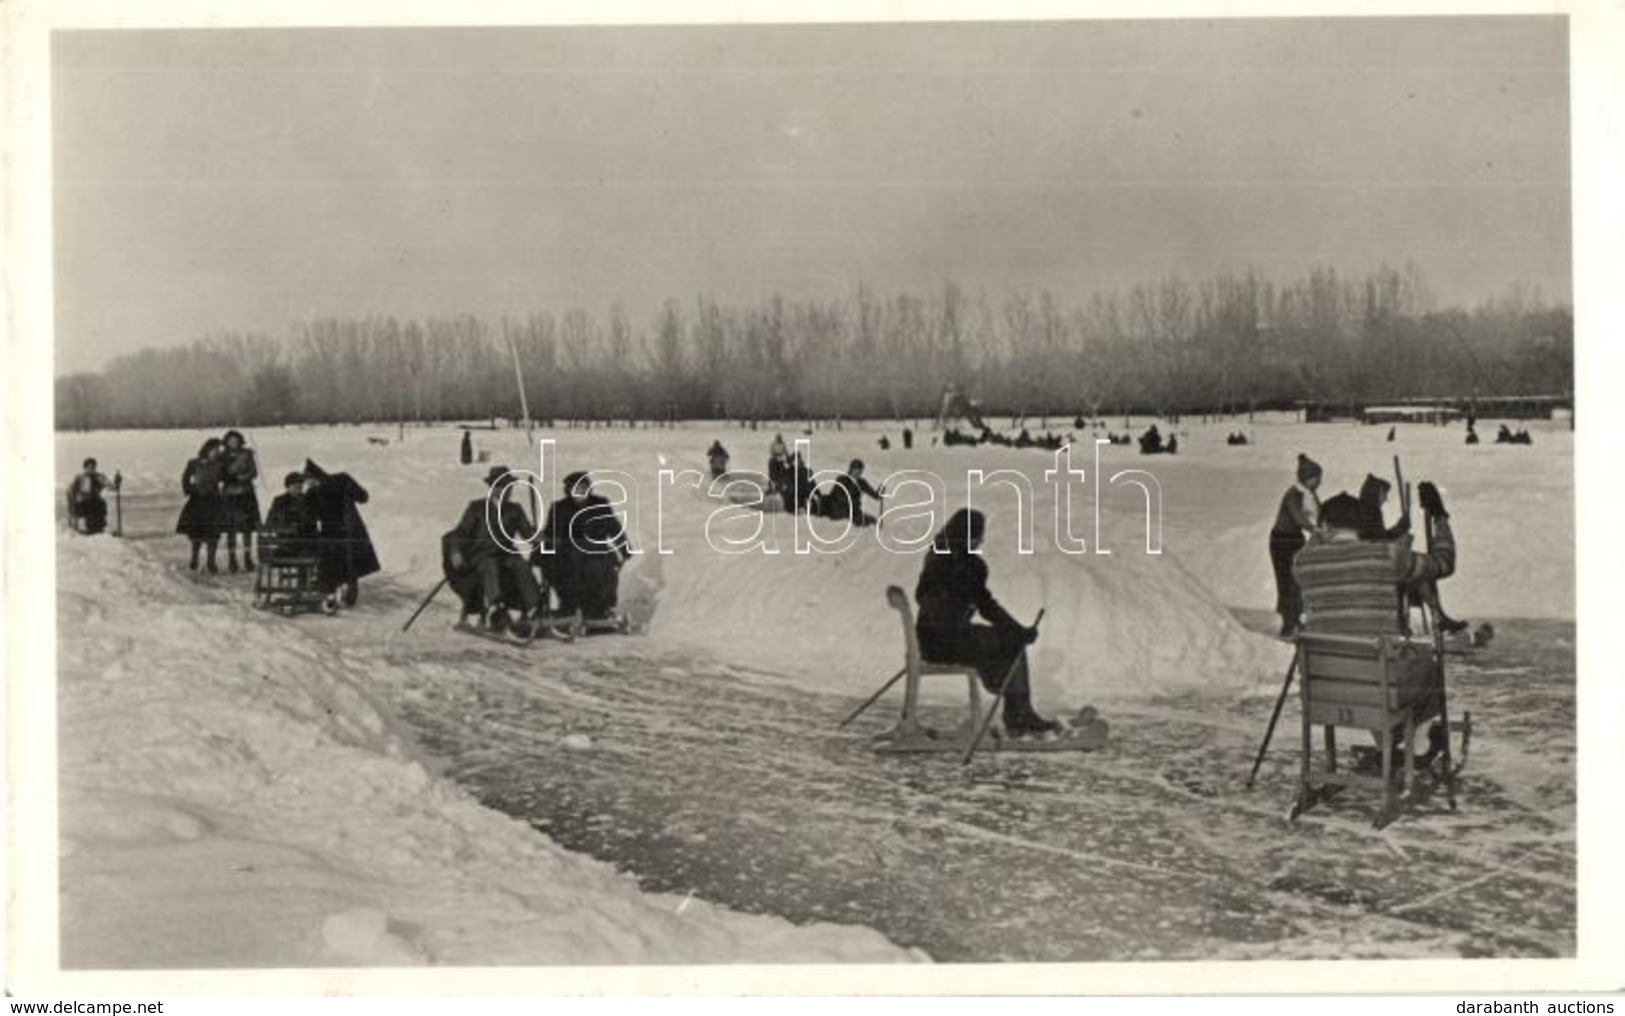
[55,534,920,967]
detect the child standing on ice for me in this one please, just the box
[219,430,261,573]
[914,508,1056,736]
[1268,453,1324,638]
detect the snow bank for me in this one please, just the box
[56,533,920,967]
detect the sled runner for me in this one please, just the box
[456,610,577,645]
[858,585,1108,758]
[253,536,335,616]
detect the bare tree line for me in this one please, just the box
[55,264,1572,431]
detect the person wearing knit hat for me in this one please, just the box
[1268,453,1326,637]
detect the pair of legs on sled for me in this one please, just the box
[920,625,1055,736]
[454,553,619,634]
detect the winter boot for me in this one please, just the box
[243,547,255,571]
[342,581,359,607]
[1002,691,1060,737]
[189,543,200,571]
[488,607,510,634]
[1438,615,1469,635]
[205,546,219,574]
[228,550,240,573]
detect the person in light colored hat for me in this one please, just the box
[1267,453,1325,637]
[443,465,542,632]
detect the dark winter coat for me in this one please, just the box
[263,491,320,559]
[67,471,111,534]
[302,460,381,588]
[538,494,630,619]
[460,430,474,465]
[914,539,1022,654]
[176,456,226,539]
[443,496,536,613]
[825,473,881,524]
[219,447,262,533]
[447,496,535,567]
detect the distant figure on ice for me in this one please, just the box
[902,427,914,450]
[1166,435,1179,455]
[460,429,474,465]
[824,459,884,527]
[1268,453,1324,638]
[1465,423,1480,445]
[302,459,380,607]
[444,465,542,632]
[707,440,731,479]
[914,508,1057,736]
[1138,425,1165,455]
[781,451,818,514]
[539,471,631,622]
[1356,474,1411,543]
[177,438,226,572]
[1386,426,1397,442]
[767,433,791,492]
[1496,424,1514,444]
[66,457,116,535]
[263,471,320,561]
[878,435,891,451]
[219,430,261,573]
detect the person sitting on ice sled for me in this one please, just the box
[537,470,631,623]
[444,465,544,633]
[66,457,116,535]
[822,458,883,527]
[914,508,1058,736]
[707,440,730,479]
[263,471,321,561]
[1294,485,1466,766]
[1353,474,1469,635]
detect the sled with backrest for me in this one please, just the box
[254,533,334,616]
[862,585,1107,756]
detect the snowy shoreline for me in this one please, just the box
[55,533,923,967]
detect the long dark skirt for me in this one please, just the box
[219,491,262,534]
[176,494,223,541]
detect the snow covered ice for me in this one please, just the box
[50,415,1576,965]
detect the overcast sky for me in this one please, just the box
[51,18,1570,374]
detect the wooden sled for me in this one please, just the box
[456,610,578,645]
[873,709,1109,755]
[868,585,1108,758]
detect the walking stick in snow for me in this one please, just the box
[1246,646,1301,789]
[962,608,1045,765]
[837,666,908,729]
[402,578,449,633]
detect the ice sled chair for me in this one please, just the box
[1289,548,1467,829]
[865,585,986,751]
[254,535,334,616]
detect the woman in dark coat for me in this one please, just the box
[914,508,1055,735]
[302,459,381,606]
[1269,453,1323,637]
[218,429,262,572]
[176,438,227,572]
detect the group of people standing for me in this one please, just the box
[1269,452,1467,640]
[175,430,263,573]
[175,431,378,606]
